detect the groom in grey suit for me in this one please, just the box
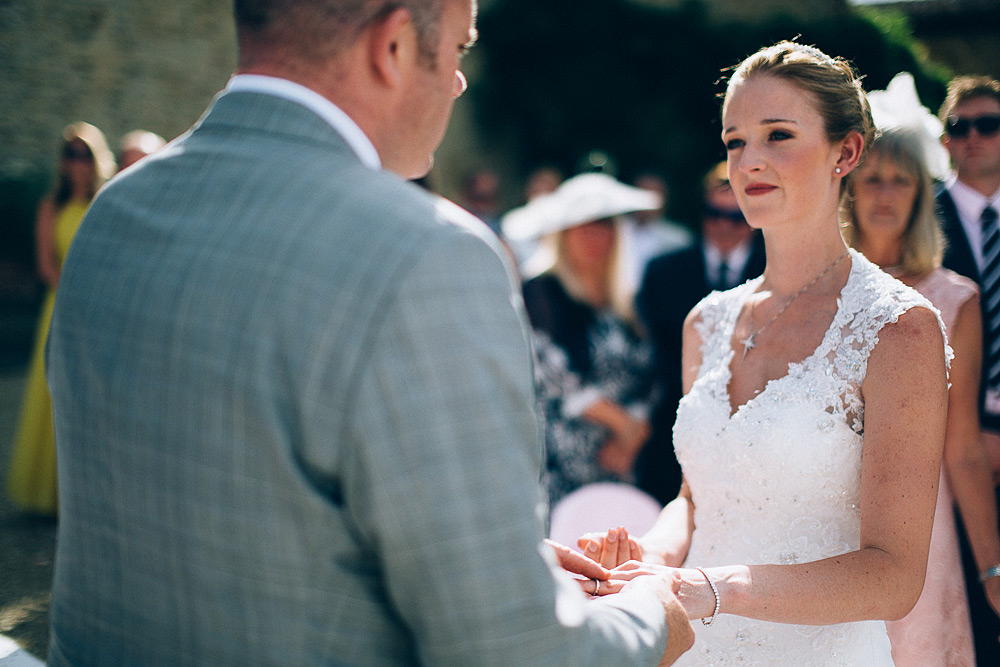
[45,1,692,664]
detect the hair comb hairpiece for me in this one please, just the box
[794,43,831,61]
[778,41,836,66]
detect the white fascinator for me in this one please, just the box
[866,72,950,181]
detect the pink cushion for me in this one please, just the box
[549,482,662,551]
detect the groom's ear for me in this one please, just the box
[366,7,418,90]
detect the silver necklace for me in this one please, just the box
[741,249,849,359]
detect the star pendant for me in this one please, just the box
[741,333,756,359]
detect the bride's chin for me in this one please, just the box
[742,213,766,230]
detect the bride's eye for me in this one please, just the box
[725,138,745,151]
[768,129,793,141]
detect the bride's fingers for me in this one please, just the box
[600,527,624,569]
[615,526,631,565]
[580,538,602,563]
[610,560,647,575]
[628,536,643,562]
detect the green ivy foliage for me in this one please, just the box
[473,0,950,223]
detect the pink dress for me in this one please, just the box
[885,267,977,667]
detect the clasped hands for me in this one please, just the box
[547,526,716,622]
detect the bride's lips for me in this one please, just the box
[744,183,777,196]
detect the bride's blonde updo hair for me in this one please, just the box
[725,41,876,185]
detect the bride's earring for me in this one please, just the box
[835,167,842,174]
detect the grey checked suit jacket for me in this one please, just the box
[46,90,667,665]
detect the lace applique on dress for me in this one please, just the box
[671,249,948,667]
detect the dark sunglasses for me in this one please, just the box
[62,145,94,162]
[945,114,1000,138]
[703,204,745,224]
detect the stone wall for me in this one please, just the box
[2,0,996,209]
[0,0,237,180]
[0,1,490,203]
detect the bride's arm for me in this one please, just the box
[624,305,948,623]
[637,480,694,567]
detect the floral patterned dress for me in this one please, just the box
[522,273,653,506]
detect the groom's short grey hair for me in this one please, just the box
[234,0,445,67]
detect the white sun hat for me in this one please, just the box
[501,172,661,241]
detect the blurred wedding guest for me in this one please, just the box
[503,173,659,506]
[504,165,564,269]
[5,121,114,516]
[44,1,692,664]
[936,73,1000,665]
[525,165,563,201]
[621,172,692,293]
[845,73,1000,664]
[117,129,166,172]
[458,167,502,233]
[634,162,764,504]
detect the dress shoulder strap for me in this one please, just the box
[693,279,761,368]
[833,250,951,391]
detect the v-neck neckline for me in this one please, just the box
[723,252,856,419]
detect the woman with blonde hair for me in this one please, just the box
[573,43,949,665]
[6,122,115,515]
[843,75,1000,664]
[502,172,659,505]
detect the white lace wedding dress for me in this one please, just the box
[672,250,947,666]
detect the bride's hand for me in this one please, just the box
[577,526,644,569]
[596,563,720,622]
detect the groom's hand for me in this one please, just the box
[544,539,610,582]
[634,572,695,666]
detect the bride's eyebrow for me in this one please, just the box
[722,118,798,134]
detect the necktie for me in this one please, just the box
[716,259,730,291]
[981,206,1000,392]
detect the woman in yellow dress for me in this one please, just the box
[6,122,115,515]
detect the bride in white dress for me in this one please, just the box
[578,42,950,666]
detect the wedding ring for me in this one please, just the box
[593,578,601,596]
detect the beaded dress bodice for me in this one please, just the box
[671,250,946,666]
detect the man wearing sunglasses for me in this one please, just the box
[634,162,764,505]
[937,74,1000,666]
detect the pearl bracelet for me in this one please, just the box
[980,564,1000,582]
[695,567,720,626]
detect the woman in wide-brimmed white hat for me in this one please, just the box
[501,172,661,506]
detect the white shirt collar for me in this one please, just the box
[703,239,753,286]
[225,74,381,170]
[947,173,1000,223]
[946,175,1000,269]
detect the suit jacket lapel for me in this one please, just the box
[742,234,767,282]
[938,186,981,284]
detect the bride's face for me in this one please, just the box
[721,74,845,232]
